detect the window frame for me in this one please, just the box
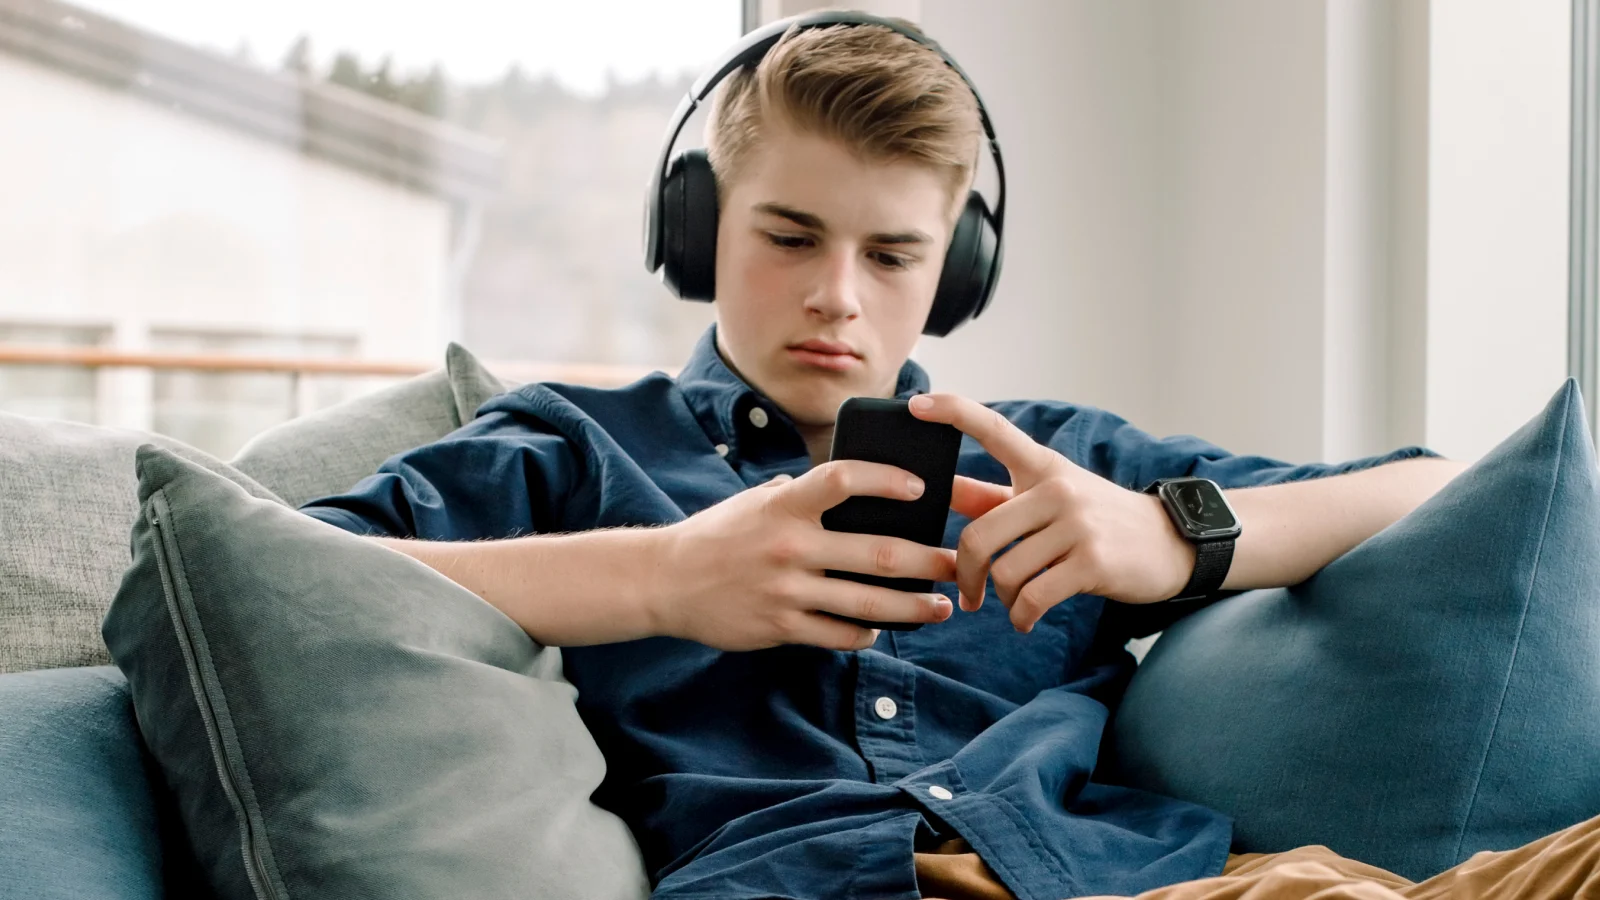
[1570,0,1600,435]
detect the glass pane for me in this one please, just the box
[150,330,359,459]
[0,324,106,423]
[4,1,737,446]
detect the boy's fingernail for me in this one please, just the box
[910,395,932,411]
[908,476,925,496]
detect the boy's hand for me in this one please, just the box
[655,460,957,652]
[909,393,1195,633]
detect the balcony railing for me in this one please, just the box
[0,345,671,418]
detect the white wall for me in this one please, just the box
[0,52,453,428]
[1156,0,1333,463]
[920,0,1571,464]
[915,0,1167,430]
[1420,0,1570,461]
[1324,0,1395,464]
[761,0,1573,464]
[917,0,1343,463]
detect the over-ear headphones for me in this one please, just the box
[641,9,1007,338]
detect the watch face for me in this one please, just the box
[1167,480,1238,534]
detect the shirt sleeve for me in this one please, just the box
[1054,403,1440,491]
[299,408,582,541]
[996,400,1443,641]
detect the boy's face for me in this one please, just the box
[712,120,957,430]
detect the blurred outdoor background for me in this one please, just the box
[0,0,1590,468]
[0,0,735,457]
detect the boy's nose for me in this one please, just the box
[805,251,863,320]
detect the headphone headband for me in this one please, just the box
[643,9,1006,278]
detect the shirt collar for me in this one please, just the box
[676,324,932,456]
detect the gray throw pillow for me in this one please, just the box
[1107,380,1600,881]
[0,414,281,673]
[103,445,650,900]
[231,342,508,508]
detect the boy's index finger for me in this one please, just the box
[909,393,1050,476]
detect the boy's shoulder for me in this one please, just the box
[983,396,1124,437]
[476,371,682,424]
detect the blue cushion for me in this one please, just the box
[1108,379,1600,881]
[0,667,166,900]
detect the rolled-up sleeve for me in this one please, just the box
[299,409,580,542]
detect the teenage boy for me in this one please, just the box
[303,14,1600,900]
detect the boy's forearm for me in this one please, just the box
[1221,457,1467,591]
[372,528,671,647]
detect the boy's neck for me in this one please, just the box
[799,424,833,469]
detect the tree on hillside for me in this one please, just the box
[369,56,401,104]
[281,34,313,76]
[328,51,364,92]
[401,64,449,118]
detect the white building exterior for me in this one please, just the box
[0,0,499,454]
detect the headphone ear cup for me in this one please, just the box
[924,192,1000,337]
[658,154,687,297]
[660,149,719,302]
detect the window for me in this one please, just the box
[1573,0,1600,437]
[150,329,357,458]
[0,0,738,447]
[0,323,108,423]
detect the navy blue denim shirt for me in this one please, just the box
[303,326,1434,900]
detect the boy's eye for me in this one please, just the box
[766,233,812,250]
[763,233,912,270]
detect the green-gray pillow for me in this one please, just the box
[103,445,649,900]
[231,342,510,508]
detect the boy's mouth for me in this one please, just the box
[786,339,861,372]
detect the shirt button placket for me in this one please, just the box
[854,654,920,784]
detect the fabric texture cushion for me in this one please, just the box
[0,415,281,673]
[103,445,650,900]
[1107,379,1600,881]
[0,666,190,900]
[231,342,508,508]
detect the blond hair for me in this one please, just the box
[704,20,982,211]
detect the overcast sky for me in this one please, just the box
[71,0,742,93]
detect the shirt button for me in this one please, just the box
[748,407,769,428]
[928,785,954,801]
[714,443,730,458]
[873,697,898,720]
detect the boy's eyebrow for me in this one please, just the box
[753,202,933,245]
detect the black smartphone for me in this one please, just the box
[820,397,962,631]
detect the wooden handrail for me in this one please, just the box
[0,345,670,386]
[0,345,428,376]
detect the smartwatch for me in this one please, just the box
[1142,477,1241,600]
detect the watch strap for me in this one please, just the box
[1176,537,1233,600]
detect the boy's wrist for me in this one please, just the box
[630,525,684,641]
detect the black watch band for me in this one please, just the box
[1176,537,1233,600]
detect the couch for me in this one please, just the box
[4,342,1599,900]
